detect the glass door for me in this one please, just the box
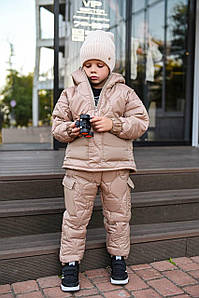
[129,0,194,144]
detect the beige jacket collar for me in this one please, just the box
[71,68,125,89]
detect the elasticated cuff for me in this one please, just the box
[110,117,123,136]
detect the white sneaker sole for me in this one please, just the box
[111,277,129,285]
[61,284,80,292]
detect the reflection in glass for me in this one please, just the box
[132,0,144,12]
[148,0,159,5]
[130,0,189,142]
[108,0,126,75]
[131,1,163,141]
[166,0,187,113]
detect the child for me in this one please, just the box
[52,30,149,292]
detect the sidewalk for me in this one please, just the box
[1,257,199,297]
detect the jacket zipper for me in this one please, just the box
[97,74,112,113]
[81,69,96,111]
[82,69,112,114]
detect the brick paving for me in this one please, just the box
[1,257,199,297]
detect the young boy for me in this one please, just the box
[52,30,149,292]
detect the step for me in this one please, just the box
[1,169,199,201]
[1,189,199,237]
[0,174,64,201]
[132,168,199,192]
[0,220,199,284]
[131,188,199,224]
[0,198,63,238]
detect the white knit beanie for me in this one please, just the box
[80,30,116,72]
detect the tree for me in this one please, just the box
[39,89,53,126]
[1,42,33,127]
[166,2,188,112]
[1,70,33,127]
[170,2,187,55]
[1,43,53,127]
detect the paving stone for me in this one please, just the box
[96,281,122,292]
[183,285,199,297]
[84,296,103,298]
[43,287,72,297]
[163,270,197,286]
[191,256,199,264]
[147,278,184,296]
[37,275,61,289]
[79,272,87,278]
[130,264,152,271]
[189,269,199,279]
[173,257,193,264]
[126,266,134,274]
[177,262,199,272]
[0,294,14,298]
[12,280,39,294]
[0,285,11,294]
[74,288,99,296]
[79,276,94,289]
[103,289,131,297]
[16,292,43,298]
[124,273,148,291]
[173,257,199,271]
[135,268,162,280]
[173,295,191,298]
[85,268,109,278]
[132,288,162,297]
[150,260,176,271]
[91,276,110,284]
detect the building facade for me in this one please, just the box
[52,0,199,147]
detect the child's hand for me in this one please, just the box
[90,116,112,132]
[67,122,80,137]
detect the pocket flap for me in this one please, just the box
[127,177,135,189]
[62,175,76,189]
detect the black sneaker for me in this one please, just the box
[61,261,80,292]
[110,256,129,285]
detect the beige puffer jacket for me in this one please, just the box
[52,69,149,172]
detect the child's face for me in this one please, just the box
[83,60,110,89]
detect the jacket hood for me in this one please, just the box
[71,68,125,89]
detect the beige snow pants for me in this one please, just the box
[60,169,134,264]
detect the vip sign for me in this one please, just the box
[72,0,110,41]
[82,1,102,8]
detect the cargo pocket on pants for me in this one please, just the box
[62,175,76,216]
